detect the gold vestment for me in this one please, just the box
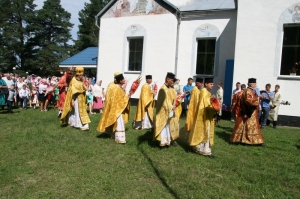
[154,84,179,142]
[133,83,154,125]
[185,87,200,132]
[230,88,264,144]
[188,88,215,146]
[97,85,130,133]
[60,77,91,125]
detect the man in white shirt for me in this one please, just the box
[216,82,224,119]
[3,74,14,90]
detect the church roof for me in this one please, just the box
[179,0,236,12]
[95,0,237,20]
[59,47,98,68]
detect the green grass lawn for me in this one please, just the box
[0,106,299,199]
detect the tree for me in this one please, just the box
[74,0,110,53]
[0,0,36,73]
[32,0,73,75]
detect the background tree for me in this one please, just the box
[74,0,110,53]
[31,0,73,76]
[0,0,36,73]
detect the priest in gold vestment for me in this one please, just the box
[185,78,203,132]
[133,75,155,130]
[154,72,179,147]
[97,73,130,144]
[230,78,264,145]
[188,78,216,158]
[60,67,91,130]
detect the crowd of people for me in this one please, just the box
[0,68,282,159]
[0,71,104,115]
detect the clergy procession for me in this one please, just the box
[57,66,272,159]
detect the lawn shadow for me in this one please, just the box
[296,143,300,150]
[137,130,181,199]
[137,130,159,148]
[215,130,232,143]
[176,127,193,153]
[214,123,233,143]
[96,133,113,139]
[216,124,234,133]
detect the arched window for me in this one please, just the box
[123,24,147,73]
[192,24,220,76]
[276,3,300,77]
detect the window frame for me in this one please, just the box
[126,36,144,74]
[195,37,217,77]
[279,24,300,77]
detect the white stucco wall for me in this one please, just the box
[233,0,300,117]
[97,10,237,98]
[177,12,237,94]
[97,14,177,99]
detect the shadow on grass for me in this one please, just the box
[96,133,113,139]
[137,130,180,199]
[176,127,193,153]
[216,124,234,133]
[296,144,300,150]
[215,131,231,143]
[214,124,233,143]
[137,130,159,148]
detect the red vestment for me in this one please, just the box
[57,72,72,110]
[230,88,264,144]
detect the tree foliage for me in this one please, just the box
[0,0,73,76]
[0,0,36,72]
[30,0,73,75]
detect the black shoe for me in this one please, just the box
[171,141,178,147]
[273,121,277,129]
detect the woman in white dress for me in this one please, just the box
[267,84,281,128]
[92,80,104,113]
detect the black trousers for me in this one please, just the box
[7,100,13,113]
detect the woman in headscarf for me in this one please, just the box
[92,80,104,113]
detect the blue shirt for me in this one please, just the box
[254,87,260,97]
[183,84,194,100]
[261,91,274,108]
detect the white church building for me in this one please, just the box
[95,0,300,124]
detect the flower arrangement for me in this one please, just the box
[129,75,142,96]
[210,95,221,112]
[175,92,185,107]
[153,82,158,95]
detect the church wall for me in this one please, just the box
[176,12,237,95]
[97,14,177,99]
[234,0,300,117]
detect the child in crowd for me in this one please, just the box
[19,84,29,109]
[31,87,38,109]
[86,87,95,114]
[7,85,16,113]
[54,85,59,109]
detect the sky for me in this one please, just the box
[34,0,91,40]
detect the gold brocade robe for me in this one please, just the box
[154,84,179,141]
[230,88,264,144]
[60,77,91,124]
[175,100,182,120]
[230,91,244,119]
[134,83,154,123]
[188,88,215,146]
[97,84,130,133]
[185,87,201,132]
